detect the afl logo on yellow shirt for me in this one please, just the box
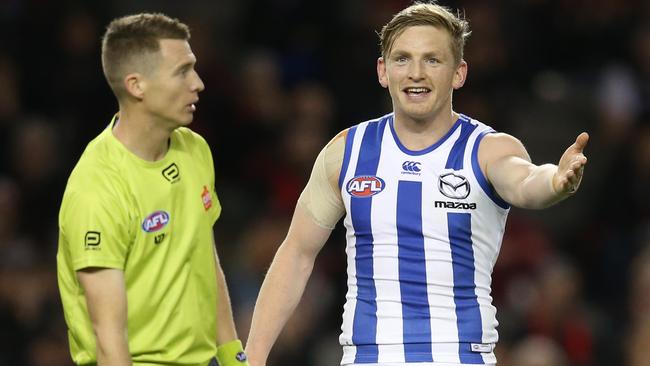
[142,211,170,232]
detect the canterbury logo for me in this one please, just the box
[438,172,470,199]
[402,161,421,172]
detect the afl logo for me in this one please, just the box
[346,176,385,197]
[142,211,170,232]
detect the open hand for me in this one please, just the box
[553,132,589,194]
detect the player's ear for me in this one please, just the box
[124,73,146,100]
[452,60,467,90]
[377,57,389,88]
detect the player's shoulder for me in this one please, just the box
[480,132,523,150]
[321,126,353,163]
[327,128,349,147]
[360,112,393,129]
[477,130,530,167]
[453,114,526,161]
[456,113,516,147]
[323,113,394,157]
[330,113,391,145]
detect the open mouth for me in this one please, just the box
[403,87,431,97]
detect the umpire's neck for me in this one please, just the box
[112,107,175,162]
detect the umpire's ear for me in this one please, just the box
[123,72,146,100]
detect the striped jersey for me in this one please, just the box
[338,113,510,365]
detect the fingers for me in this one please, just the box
[559,157,586,193]
[570,154,588,169]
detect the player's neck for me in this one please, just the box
[112,109,172,162]
[392,109,459,151]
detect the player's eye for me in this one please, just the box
[394,56,408,64]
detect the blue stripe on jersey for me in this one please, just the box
[397,181,433,362]
[445,119,478,170]
[445,118,485,363]
[351,117,387,363]
[448,213,484,364]
[339,126,358,189]
[471,130,510,209]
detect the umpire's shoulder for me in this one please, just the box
[173,127,211,151]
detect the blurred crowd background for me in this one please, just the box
[0,0,649,365]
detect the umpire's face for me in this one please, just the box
[142,39,205,129]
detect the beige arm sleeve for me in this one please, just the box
[296,130,347,229]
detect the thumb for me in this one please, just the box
[573,132,589,153]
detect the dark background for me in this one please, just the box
[0,0,649,365]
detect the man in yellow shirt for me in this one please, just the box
[57,13,248,366]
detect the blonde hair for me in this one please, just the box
[378,1,471,65]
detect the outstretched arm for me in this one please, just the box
[480,132,589,209]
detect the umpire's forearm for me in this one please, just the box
[214,246,239,345]
[95,329,132,366]
[245,239,316,365]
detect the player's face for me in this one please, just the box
[143,39,204,128]
[377,25,466,124]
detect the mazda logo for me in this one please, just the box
[438,172,470,199]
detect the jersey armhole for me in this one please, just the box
[338,126,357,189]
[471,130,510,210]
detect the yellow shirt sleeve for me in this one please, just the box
[59,174,132,271]
[297,129,347,229]
[194,133,221,225]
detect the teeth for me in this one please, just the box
[406,88,429,93]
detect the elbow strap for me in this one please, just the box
[216,339,249,366]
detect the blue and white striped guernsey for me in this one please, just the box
[338,113,510,365]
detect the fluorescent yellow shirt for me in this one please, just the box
[57,116,221,365]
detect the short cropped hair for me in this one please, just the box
[101,13,190,98]
[378,1,471,65]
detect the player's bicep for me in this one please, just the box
[480,133,534,203]
[283,203,333,261]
